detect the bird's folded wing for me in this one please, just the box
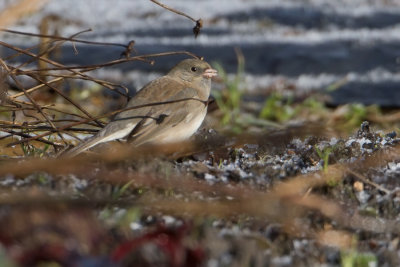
[63,77,187,157]
[98,76,186,140]
[127,86,203,146]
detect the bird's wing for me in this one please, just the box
[97,76,186,140]
[127,85,204,146]
[63,77,187,157]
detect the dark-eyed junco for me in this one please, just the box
[64,58,217,157]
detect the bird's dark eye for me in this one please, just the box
[191,66,197,72]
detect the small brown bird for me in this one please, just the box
[64,58,217,157]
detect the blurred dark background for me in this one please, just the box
[2,0,400,107]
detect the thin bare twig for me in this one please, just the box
[0,129,61,147]
[0,59,67,148]
[14,29,92,70]
[6,97,209,147]
[23,51,200,72]
[149,0,197,22]
[1,28,131,48]
[149,0,203,37]
[9,77,63,99]
[347,168,391,194]
[0,46,104,127]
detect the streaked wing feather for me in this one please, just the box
[99,76,186,140]
[128,87,199,146]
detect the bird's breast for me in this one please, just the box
[157,105,207,143]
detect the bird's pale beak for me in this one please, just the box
[203,68,218,79]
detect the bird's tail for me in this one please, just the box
[62,136,104,158]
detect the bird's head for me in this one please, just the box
[168,58,217,85]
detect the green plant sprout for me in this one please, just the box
[20,142,50,157]
[259,92,295,122]
[112,179,135,200]
[315,146,332,172]
[341,237,377,267]
[212,49,245,133]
